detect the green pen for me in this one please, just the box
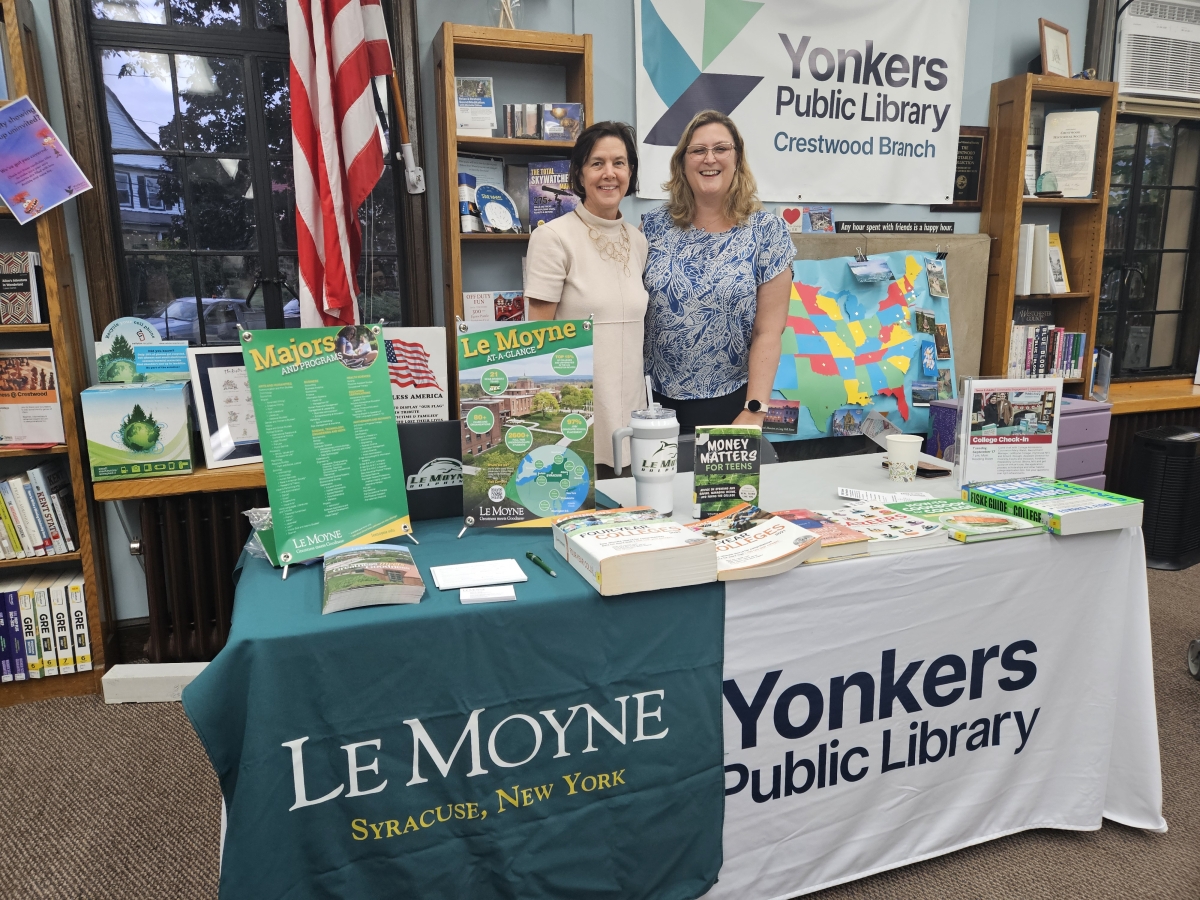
[526,551,557,577]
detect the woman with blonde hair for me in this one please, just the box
[642,109,794,428]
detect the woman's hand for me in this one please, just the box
[732,409,766,427]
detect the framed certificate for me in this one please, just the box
[930,127,989,211]
[1039,19,1072,78]
[186,346,261,469]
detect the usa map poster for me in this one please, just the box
[458,320,594,528]
[773,252,956,440]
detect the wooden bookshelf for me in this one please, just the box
[979,75,1120,387]
[433,24,592,414]
[0,0,113,707]
[91,462,265,502]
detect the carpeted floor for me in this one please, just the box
[1,566,1198,900]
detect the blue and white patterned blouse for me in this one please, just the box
[642,207,795,400]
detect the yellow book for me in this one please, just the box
[1047,233,1070,293]
[48,570,75,674]
[16,572,44,677]
[67,570,92,671]
[0,498,19,558]
[31,569,62,676]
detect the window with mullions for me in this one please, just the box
[90,0,404,344]
[1100,118,1200,375]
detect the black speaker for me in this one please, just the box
[1132,425,1200,570]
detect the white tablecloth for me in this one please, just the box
[598,456,1165,899]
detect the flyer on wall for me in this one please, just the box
[457,319,594,527]
[956,377,1062,488]
[241,325,412,565]
[0,97,92,224]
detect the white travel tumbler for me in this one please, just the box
[611,407,679,514]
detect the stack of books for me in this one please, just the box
[1,568,91,683]
[963,478,1143,535]
[1007,323,1088,378]
[0,460,77,560]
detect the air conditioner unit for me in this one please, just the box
[1116,0,1200,100]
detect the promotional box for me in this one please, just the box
[80,382,193,481]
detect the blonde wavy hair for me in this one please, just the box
[663,110,762,229]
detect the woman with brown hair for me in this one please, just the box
[642,109,794,429]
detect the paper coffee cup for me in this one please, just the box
[886,434,923,483]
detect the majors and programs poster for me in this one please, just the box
[458,319,595,527]
[635,0,969,204]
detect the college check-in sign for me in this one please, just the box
[635,0,970,204]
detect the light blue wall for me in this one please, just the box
[417,0,1091,319]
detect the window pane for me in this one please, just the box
[92,0,165,24]
[360,167,397,253]
[199,256,263,342]
[188,158,256,250]
[1111,122,1138,185]
[1163,188,1194,250]
[177,55,247,154]
[278,256,301,327]
[115,172,133,207]
[114,156,184,250]
[102,50,176,150]
[358,255,402,326]
[1172,125,1200,187]
[1106,186,1130,250]
[1135,189,1166,249]
[260,58,291,156]
[1150,312,1180,367]
[1142,123,1174,186]
[127,255,197,339]
[270,160,295,249]
[1100,256,1122,313]
[170,0,241,27]
[1156,252,1187,311]
[1096,313,1116,351]
[256,0,287,30]
[1127,253,1161,311]
[1123,312,1154,368]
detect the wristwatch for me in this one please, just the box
[744,399,764,413]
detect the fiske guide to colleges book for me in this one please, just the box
[963,478,1143,535]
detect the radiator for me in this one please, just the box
[139,488,268,663]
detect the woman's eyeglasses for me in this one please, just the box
[685,143,735,160]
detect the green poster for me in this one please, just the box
[242,324,411,564]
[457,320,594,527]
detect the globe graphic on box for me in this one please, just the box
[512,445,589,516]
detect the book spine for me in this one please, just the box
[1023,331,1033,377]
[0,613,11,682]
[0,518,13,559]
[67,576,91,671]
[33,584,57,676]
[1007,326,1020,378]
[50,491,75,552]
[20,480,51,554]
[28,467,66,555]
[17,587,41,678]
[5,593,26,680]
[0,495,21,558]
[565,536,604,594]
[965,489,1048,527]
[0,482,32,556]
[49,580,74,674]
[7,478,45,555]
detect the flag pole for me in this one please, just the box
[389,68,425,194]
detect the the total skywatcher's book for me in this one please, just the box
[528,160,577,228]
[693,425,761,518]
[813,504,947,555]
[884,498,1044,543]
[552,507,716,596]
[688,503,822,580]
[322,544,425,614]
[963,478,1143,535]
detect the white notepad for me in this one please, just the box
[430,558,527,590]
[460,585,517,604]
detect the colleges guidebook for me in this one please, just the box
[458,319,594,528]
[963,478,1143,535]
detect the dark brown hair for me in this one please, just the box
[568,121,639,201]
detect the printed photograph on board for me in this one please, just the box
[969,389,1056,441]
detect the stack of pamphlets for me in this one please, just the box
[687,503,822,580]
[773,509,870,562]
[4,568,90,682]
[812,504,948,555]
[321,544,425,614]
[963,478,1143,535]
[884,498,1044,543]
[552,508,716,596]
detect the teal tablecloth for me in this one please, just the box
[183,518,725,900]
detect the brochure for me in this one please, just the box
[455,77,496,136]
[241,325,412,565]
[0,349,64,444]
[0,97,92,224]
[458,319,594,528]
[956,378,1062,488]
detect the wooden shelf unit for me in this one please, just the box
[91,462,265,502]
[433,23,593,404]
[0,0,113,707]
[979,75,1120,387]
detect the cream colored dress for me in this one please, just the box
[525,205,649,468]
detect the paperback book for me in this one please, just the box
[884,497,1044,543]
[455,77,495,136]
[0,251,42,324]
[812,503,947,555]
[693,425,761,518]
[963,478,1143,535]
[773,509,870,562]
[552,507,716,596]
[0,348,64,444]
[322,544,425,613]
[528,160,577,228]
[688,503,821,580]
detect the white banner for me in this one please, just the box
[635,0,970,204]
[709,528,1164,898]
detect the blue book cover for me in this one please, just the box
[528,160,577,229]
[3,590,25,680]
[22,481,50,550]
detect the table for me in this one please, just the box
[183,518,726,900]
[600,455,1166,899]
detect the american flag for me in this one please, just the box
[386,339,442,391]
[288,0,393,327]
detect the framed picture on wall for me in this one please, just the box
[930,127,989,212]
[1039,19,1072,78]
[186,347,261,469]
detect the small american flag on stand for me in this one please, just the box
[386,339,442,391]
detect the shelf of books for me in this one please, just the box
[978,75,1119,390]
[433,24,593,414]
[0,0,111,707]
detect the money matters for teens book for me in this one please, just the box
[693,425,761,518]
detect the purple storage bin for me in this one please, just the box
[1063,472,1106,490]
[1059,398,1112,447]
[927,399,961,460]
[1056,442,1108,479]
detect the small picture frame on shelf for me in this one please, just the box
[187,347,261,469]
[1039,19,1071,78]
